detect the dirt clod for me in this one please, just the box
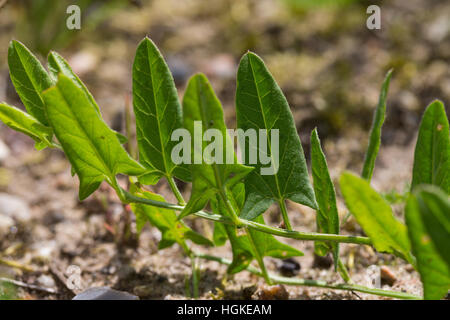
[380,266,397,286]
[254,284,289,300]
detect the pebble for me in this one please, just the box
[73,286,139,300]
[0,139,10,162]
[37,274,56,288]
[255,284,289,300]
[312,253,333,269]
[0,193,31,223]
[0,214,14,236]
[278,258,301,277]
[380,266,397,286]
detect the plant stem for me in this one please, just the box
[194,253,421,300]
[121,189,372,245]
[191,256,199,298]
[337,258,351,283]
[167,176,186,205]
[278,199,292,230]
[239,218,372,245]
[178,240,199,298]
[245,227,272,284]
[217,186,271,284]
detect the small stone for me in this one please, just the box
[31,241,57,262]
[255,284,289,300]
[242,284,257,300]
[0,214,14,236]
[73,287,139,300]
[312,253,333,269]
[37,275,56,288]
[278,258,301,277]
[0,139,10,162]
[133,285,153,297]
[0,193,31,223]
[380,266,396,286]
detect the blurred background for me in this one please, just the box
[0,0,448,299]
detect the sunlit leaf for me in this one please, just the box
[411,100,450,194]
[132,37,190,184]
[340,172,413,264]
[405,186,450,300]
[236,52,317,220]
[43,74,145,200]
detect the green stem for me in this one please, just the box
[191,256,199,298]
[120,189,372,245]
[178,239,199,298]
[195,253,421,300]
[337,258,351,283]
[278,199,292,231]
[245,227,272,284]
[167,176,186,206]
[216,186,270,284]
[239,218,372,245]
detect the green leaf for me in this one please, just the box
[412,100,450,194]
[132,37,190,184]
[42,74,145,200]
[361,69,392,181]
[179,73,252,218]
[0,102,53,149]
[8,40,53,126]
[405,188,450,300]
[236,52,317,220]
[48,51,99,113]
[415,186,450,267]
[211,183,303,274]
[213,222,228,247]
[248,214,304,260]
[47,51,128,144]
[340,172,412,263]
[130,186,213,249]
[310,128,340,269]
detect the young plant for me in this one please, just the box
[1,38,449,300]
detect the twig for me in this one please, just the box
[0,257,35,272]
[48,264,76,297]
[0,277,57,294]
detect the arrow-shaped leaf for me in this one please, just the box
[340,172,413,264]
[43,74,145,200]
[132,37,190,184]
[405,186,450,300]
[412,100,450,194]
[236,52,317,220]
[179,73,252,218]
[47,50,127,144]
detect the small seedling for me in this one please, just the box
[0,38,449,299]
